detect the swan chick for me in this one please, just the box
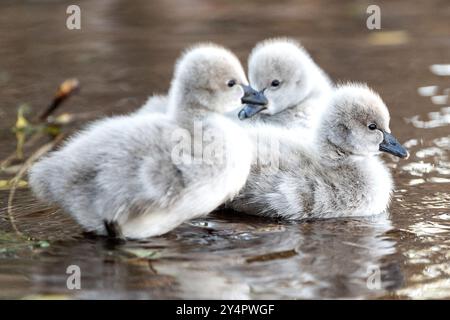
[29,44,266,239]
[238,38,333,131]
[229,83,408,219]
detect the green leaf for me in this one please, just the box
[123,248,160,259]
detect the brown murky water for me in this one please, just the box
[0,0,449,299]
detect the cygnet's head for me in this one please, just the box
[319,83,408,159]
[168,44,267,116]
[239,38,330,119]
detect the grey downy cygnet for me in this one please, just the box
[228,83,408,220]
[237,38,333,132]
[29,44,267,239]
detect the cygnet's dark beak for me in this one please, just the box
[240,85,268,106]
[238,104,267,120]
[379,130,409,158]
[238,86,268,120]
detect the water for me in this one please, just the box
[0,0,449,299]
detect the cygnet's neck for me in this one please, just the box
[273,65,333,124]
[168,91,217,131]
[316,134,378,168]
[317,137,352,164]
[315,123,356,165]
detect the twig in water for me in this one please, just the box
[13,105,30,160]
[0,78,80,171]
[7,134,66,238]
[37,78,79,121]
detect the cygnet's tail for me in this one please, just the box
[28,155,60,204]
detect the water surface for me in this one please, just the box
[0,0,449,299]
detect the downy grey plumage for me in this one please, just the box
[237,38,333,131]
[29,44,260,239]
[228,83,408,219]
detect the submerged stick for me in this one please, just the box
[7,134,66,238]
[14,106,29,160]
[4,79,79,237]
[1,134,44,170]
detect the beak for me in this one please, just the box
[238,104,267,120]
[240,85,268,106]
[379,130,408,158]
[238,86,268,120]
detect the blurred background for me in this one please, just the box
[0,0,449,299]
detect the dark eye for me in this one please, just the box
[368,123,377,130]
[227,80,236,87]
[271,79,280,87]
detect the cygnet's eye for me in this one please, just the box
[271,79,280,87]
[368,123,377,130]
[227,80,236,88]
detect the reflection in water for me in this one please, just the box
[0,0,450,299]
[430,95,448,105]
[406,107,450,128]
[149,213,398,299]
[397,72,450,299]
[403,71,450,191]
[430,64,450,76]
[0,203,399,299]
[417,86,438,97]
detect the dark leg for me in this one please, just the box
[103,220,126,242]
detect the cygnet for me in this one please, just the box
[228,83,408,219]
[29,44,267,239]
[238,38,333,133]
